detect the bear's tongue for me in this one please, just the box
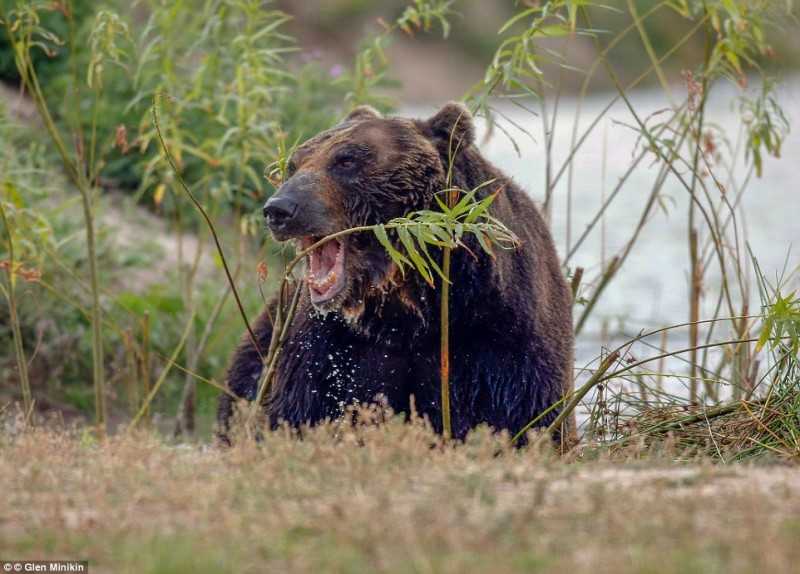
[302,237,345,302]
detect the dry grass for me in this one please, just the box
[1,412,799,574]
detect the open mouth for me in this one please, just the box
[301,236,347,305]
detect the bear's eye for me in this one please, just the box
[286,160,298,177]
[334,155,358,171]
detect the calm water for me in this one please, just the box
[407,77,799,398]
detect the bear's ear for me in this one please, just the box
[426,102,475,148]
[344,105,382,122]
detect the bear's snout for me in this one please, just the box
[263,195,298,228]
[264,172,334,241]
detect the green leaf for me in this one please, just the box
[498,8,538,35]
[450,187,479,216]
[411,225,449,283]
[532,24,570,38]
[433,194,452,215]
[755,320,772,353]
[474,229,496,259]
[374,224,411,276]
[3,182,24,208]
[397,226,434,285]
[464,191,499,224]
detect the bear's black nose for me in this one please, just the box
[263,196,298,228]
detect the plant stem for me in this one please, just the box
[559,10,708,204]
[513,314,761,443]
[4,16,106,431]
[174,272,236,438]
[80,185,106,430]
[600,336,782,388]
[534,351,621,447]
[688,227,700,399]
[440,246,452,439]
[152,95,263,360]
[575,256,619,335]
[687,18,712,404]
[154,110,511,437]
[250,280,303,425]
[627,0,674,105]
[0,203,33,419]
[128,310,195,430]
[141,311,151,423]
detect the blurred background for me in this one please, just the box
[277,1,800,101]
[1,0,798,437]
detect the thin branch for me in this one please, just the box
[152,94,263,360]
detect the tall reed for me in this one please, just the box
[2,5,110,431]
[0,201,32,419]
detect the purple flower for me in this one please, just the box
[329,64,344,78]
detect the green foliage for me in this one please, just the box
[86,9,130,90]
[3,0,364,199]
[131,0,296,214]
[668,0,790,82]
[1,0,798,441]
[478,0,596,99]
[335,33,396,110]
[0,0,94,83]
[374,185,519,285]
[753,252,800,356]
[0,0,368,429]
[1,25,263,421]
[397,0,457,38]
[758,289,800,356]
[739,78,790,177]
[0,108,60,283]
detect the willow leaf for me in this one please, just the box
[474,229,496,259]
[374,224,411,275]
[411,225,449,283]
[397,225,434,285]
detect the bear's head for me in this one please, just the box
[263,102,475,319]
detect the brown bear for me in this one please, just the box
[217,102,574,444]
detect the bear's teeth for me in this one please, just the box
[309,270,337,292]
[309,249,319,274]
